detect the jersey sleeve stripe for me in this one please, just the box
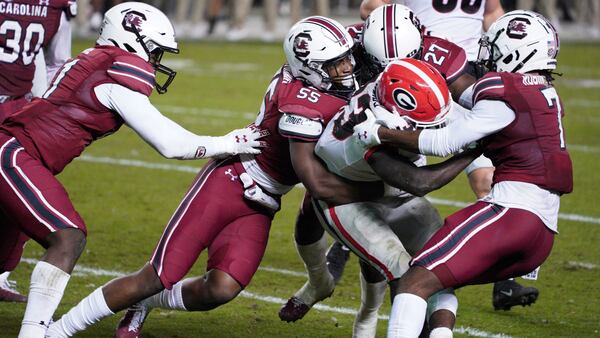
[110,64,155,84]
[107,69,154,89]
[113,61,155,77]
[474,84,504,102]
[446,58,468,80]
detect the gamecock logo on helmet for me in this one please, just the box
[293,33,312,58]
[506,18,530,39]
[122,10,146,33]
[392,88,417,111]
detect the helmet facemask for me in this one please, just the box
[130,25,179,94]
[320,49,357,99]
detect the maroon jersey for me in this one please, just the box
[474,72,573,194]
[345,22,364,42]
[420,36,467,84]
[1,45,156,174]
[252,65,348,186]
[0,0,71,97]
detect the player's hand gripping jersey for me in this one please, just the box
[243,65,349,194]
[0,0,75,98]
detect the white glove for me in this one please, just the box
[205,127,264,158]
[240,173,280,212]
[353,108,382,149]
[371,105,413,131]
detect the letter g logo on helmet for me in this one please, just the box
[392,88,417,111]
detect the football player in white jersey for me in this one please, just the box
[314,58,480,338]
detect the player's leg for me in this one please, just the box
[279,193,336,322]
[389,202,555,338]
[0,135,87,338]
[0,220,29,303]
[47,158,233,337]
[353,260,386,338]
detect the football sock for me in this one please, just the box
[47,287,114,337]
[387,293,427,338]
[294,233,334,305]
[18,261,70,338]
[353,272,387,338]
[142,280,187,310]
[430,327,453,338]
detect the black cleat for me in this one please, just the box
[493,279,539,311]
[326,241,351,284]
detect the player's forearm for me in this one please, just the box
[369,148,481,196]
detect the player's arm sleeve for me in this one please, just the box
[45,12,72,85]
[94,83,218,159]
[418,99,515,157]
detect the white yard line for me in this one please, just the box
[566,261,599,270]
[19,258,514,338]
[76,155,600,225]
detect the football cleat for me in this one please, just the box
[115,303,151,338]
[492,279,539,311]
[279,274,335,322]
[326,241,351,285]
[0,278,27,303]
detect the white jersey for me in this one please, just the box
[395,0,485,60]
[315,82,425,196]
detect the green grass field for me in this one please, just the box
[1,39,599,338]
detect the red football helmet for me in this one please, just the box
[377,58,451,128]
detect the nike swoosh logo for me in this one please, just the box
[500,290,513,297]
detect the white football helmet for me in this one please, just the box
[362,4,422,69]
[283,16,356,97]
[478,10,559,73]
[97,2,179,93]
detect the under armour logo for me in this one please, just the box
[357,131,368,140]
[39,0,50,5]
[224,169,238,181]
[235,135,248,143]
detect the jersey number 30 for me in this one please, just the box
[0,20,45,65]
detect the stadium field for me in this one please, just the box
[0,39,599,338]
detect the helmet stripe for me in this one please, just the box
[396,59,446,110]
[384,5,397,59]
[305,17,349,47]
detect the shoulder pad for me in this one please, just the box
[473,73,505,104]
[278,113,323,141]
[421,36,468,82]
[107,55,155,96]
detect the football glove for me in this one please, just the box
[207,127,265,158]
[371,105,413,131]
[353,108,382,149]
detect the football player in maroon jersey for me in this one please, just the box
[0,0,76,122]
[352,11,571,337]
[0,0,77,304]
[0,2,263,337]
[47,15,381,338]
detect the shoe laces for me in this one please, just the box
[127,303,148,332]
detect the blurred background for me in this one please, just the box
[73,0,600,42]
